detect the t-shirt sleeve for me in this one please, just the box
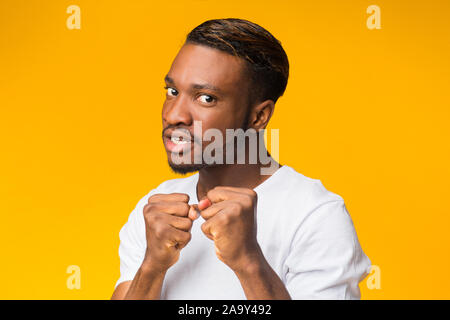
[284,200,371,299]
[114,193,153,289]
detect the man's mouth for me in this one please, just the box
[163,128,195,154]
[170,136,190,145]
[163,127,192,141]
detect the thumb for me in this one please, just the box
[188,205,200,220]
[198,198,212,211]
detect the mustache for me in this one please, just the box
[162,125,202,144]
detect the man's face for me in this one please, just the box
[162,43,251,174]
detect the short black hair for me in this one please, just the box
[186,18,289,104]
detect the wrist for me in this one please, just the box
[124,261,167,300]
[140,259,168,276]
[233,247,267,277]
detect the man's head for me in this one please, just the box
[162,18,289,174]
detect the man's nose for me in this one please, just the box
[162,95,192,126]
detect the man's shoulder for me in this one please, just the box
[276,165,344,207]
[273,166,360,254]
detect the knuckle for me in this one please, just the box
[206,188,217,199]
[144,211,158,224]
[144,202,157,213]
[184,217,193,229]
[229,201,242,213]
[174,216,191,229]
[219,212,232,225]
[243,194,254,207]
[248,190,257,201]
[180,202,190,214]
[172,193,189,202]
[183,232,192,243]
[154,225,168,239]
[148,193,161,203]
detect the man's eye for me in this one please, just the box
[198,94,215,104]
[166,87,178,97]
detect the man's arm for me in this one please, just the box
[111,264,167,299]
[233,247,291,300]
[199,187,291,300]
[111,281,131,299]
[112,193,196,300]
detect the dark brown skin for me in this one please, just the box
[111,43,291,300]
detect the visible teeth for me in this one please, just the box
[171,137,189,145]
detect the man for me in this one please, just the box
[111,18,371,300]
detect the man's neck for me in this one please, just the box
[195,158,280,201]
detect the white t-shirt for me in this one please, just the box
[115,165,371,299]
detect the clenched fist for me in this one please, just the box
[142,193,198,273]
[198,186,262,273]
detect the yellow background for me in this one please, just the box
[1,0,449,299]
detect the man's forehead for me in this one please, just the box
[166,43,247,90]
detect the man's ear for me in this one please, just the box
[247,99,275,130]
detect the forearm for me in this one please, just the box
[123,263,166,300]
[234,252,291,300]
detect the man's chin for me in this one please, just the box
[168,162,207,175]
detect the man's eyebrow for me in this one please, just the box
[191,83,221,93]
[164,75,174,84]
[164,75,222,94]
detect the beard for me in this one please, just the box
[164,107,252,175]
[167,161,208,175]
[167,146,221,175]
